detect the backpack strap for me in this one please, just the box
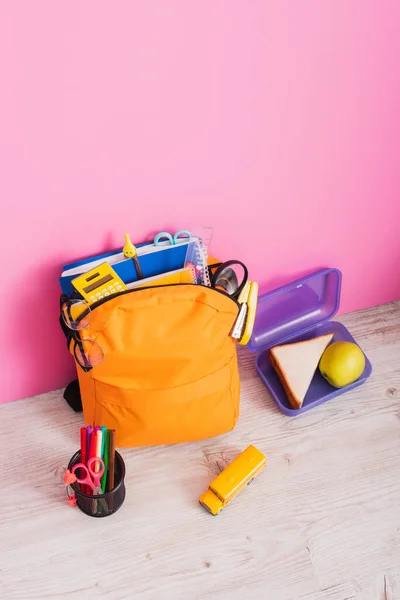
[63,379,83,412]
[59,293,74,347]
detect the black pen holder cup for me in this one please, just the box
[67,450,126,518]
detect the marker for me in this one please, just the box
[78,427,87,491]
[100,426,107,460]
[101,429,110,494]
[95,428,102,474]
[88,429,98,495]
[107,430,116,492]
[80,427,87,465]
[85,426,93,493]
[86,426,93,466]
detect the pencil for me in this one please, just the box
[107,430,116,492]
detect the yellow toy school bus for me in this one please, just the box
[199,445,267,516]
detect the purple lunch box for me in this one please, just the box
[248,268,372,416]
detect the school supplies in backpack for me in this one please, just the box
[59,230,257,448]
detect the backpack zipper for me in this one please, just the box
[76,282,240,324]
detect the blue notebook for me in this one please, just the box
[59,240,193,296]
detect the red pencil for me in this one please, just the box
[80,427,88,494]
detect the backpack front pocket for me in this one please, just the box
[93,355,240,447]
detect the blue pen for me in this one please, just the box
[100,426,106,459]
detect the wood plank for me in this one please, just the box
[0,302,399,599]
[295,582,355,600]
[352,569,400,600]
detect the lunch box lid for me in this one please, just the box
[248,268,342,353]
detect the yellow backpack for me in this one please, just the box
[61,283,240,447]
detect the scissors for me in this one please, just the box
[153,230,191,247]
[72,456,104,493]
[72,456,108,514]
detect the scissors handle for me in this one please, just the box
[71,462,96,491]
[154,230,191,247]
[87,456,105,487]
[173,230,191,244]
[72,457,104,490]
[154,232,173,246]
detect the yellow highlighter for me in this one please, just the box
[123,233,143,279]
[239,281,258,345]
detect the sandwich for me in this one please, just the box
[269,334,333,409]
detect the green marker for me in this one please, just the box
[100,426,106,459]
[101,429,110,493]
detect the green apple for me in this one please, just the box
[319,341,365,388]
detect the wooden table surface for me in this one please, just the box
[1,302,400,600]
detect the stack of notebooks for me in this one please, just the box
[60,236,211,297]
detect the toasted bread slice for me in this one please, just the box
[269,334,333,409]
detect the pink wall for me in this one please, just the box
[1,2,399,403]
